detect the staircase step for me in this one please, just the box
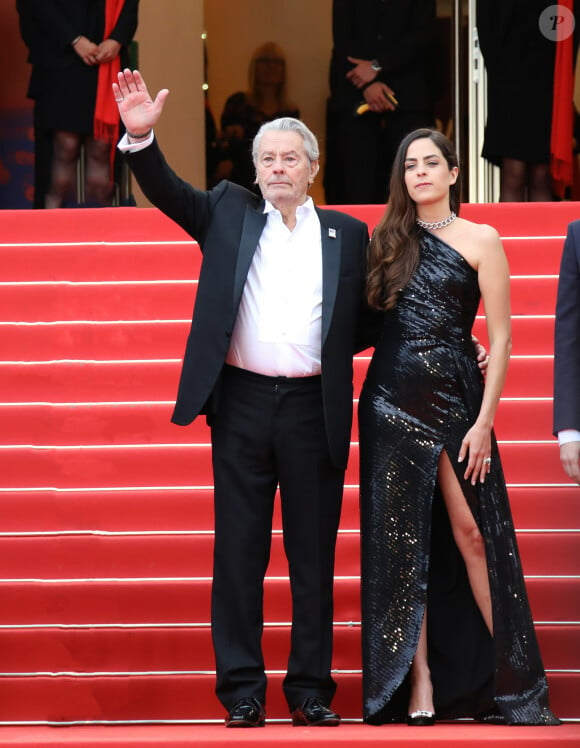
[0,282,198,323]
[0,671,575,723]
[0,354,554,406]
[1,241,200,282]
[0,392,555,446]
[0,723,578,747]
[509,276,557,315]
[0,577,576,625]
[0,320,557,370]
[0,623,575,672]
[0,235,564,281]
[0,485,577,533]
[0,322,189,362]
[472,316,555,355]
[0,442,568,488]
[0,531,576,579]
[0,275,557,323]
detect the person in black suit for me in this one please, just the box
[112,69,374,728]
[325,0,438,204]
[476,0,556,201]
[17,0,139,208]
[553,220,580,484]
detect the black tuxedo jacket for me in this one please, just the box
[554,219,580,435]
[126,140,373,469]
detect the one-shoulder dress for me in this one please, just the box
[358,230,559,725]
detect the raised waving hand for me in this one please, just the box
[112,69,169,137]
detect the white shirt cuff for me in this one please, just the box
[118,131,154,152]
[558,429,580,445]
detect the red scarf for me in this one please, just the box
[550,0,575,198]
[94,0,125,171]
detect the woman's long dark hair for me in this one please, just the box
[367,128,461,311]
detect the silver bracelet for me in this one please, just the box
[126,129,153,140]
[71,35,82,46]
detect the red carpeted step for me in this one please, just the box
[0,322,189,362]
[500,236,567,275]
[1,485,577,534]
[1,324,556,370]
[0,393,555,447]
[0,352,551,405]
[0,322,556,403]
[1,242,200,282]
[0,578,576,625]
[0,623,575,674]
[0,236,564,283]
[0,282,197,323]
[2,359,185,402]
[0,275,557,323]
[0,530,575,579]
[0,724,578,748]
[0,671,574,723]
[2,441,568,488]
[472,316,556,355]
[510,277,557,315]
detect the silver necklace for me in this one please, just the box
[416,212,457,230]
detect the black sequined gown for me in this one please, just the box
[359,231,559,725]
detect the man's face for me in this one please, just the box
[255,130,318,210]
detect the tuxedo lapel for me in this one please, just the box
[233,205,267,308]
[318,211,341,346]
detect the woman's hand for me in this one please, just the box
[458,421,492,485]
[112,69,169,137]
[472,335,489,374]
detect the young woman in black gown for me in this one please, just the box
[358,128,559,726]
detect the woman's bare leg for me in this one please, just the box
[407,612,435,716]
[407,451,493,716]
[438,451,493,633]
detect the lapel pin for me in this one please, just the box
[328,228,336,239]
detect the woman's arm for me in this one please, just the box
[459,224,512,484]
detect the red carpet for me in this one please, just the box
[0,202,579,745]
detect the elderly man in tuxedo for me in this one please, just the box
[112,69,374,728]
[554,220,580,484]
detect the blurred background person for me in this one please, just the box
[324,0,438,205]
[216,41,300,192]
[17,0,139,208]
[477,0,556,201]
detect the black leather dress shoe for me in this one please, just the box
[291,696,341,726]
[225,697,266,727]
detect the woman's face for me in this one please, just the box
[255,54,285,86]
[403,137,458,206]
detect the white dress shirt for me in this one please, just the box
[225,198,323,377]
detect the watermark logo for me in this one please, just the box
[539,4,576,41]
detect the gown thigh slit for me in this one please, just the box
[359,231,559,725]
